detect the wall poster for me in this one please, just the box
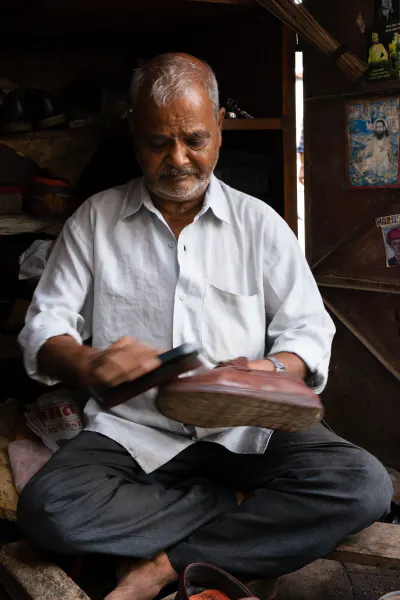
[346,98,400,188]
[376,214,400,266]
[374,0,400,24]
[366,21,400,82]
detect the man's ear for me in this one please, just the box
[217,107,225,146]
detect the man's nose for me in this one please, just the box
[167,141,190,168]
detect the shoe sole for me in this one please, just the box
[157,388,324,432]
[35,114,66,129]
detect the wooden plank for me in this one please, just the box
[317,278,400,295]
[0,541,90,600]
[281,24,298,236]
[312,199,400,291]
[322,294,400,383]
[326,523,400,569]
[222,118,283,131]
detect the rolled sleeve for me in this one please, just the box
[18,205,94,385]
[263,215,335,394]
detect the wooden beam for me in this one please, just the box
[281,24,298,236]
[317,278,400,295]
[223,118,283,131]
[326,523,400,570]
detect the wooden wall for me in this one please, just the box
[304,0,400,468]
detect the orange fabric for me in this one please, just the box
[190,590,231,600]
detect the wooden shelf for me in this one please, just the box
[0,126,102,187]
[188,0,256,5]
[0,214,63,237]
[0,125,101,143]
[223,118,283,131]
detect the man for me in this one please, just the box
[368,32,389,64]
[389,32,400,70]
[387,227,400,265]
[376,0,394,23]
[381,0,393,21]
[18,54,392,600]
[356,119,395,178]
[297,123,304,185]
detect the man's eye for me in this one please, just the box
[186,138,206,148]
[149,142,167,151]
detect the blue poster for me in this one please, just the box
[346,98,400,188]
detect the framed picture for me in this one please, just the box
[375,0,400,24]
[376,214,400,266]
[346,98,400,188]
[366,21,400,82]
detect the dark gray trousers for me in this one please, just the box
[17,425,393,579]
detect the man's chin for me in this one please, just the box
[148,179,210,202]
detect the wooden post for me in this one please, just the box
[281,24,298,236]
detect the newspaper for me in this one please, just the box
[19,240,54,280]
[24,388,87,453]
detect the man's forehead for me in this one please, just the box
[146,127,212,139]
[136,85,215,122]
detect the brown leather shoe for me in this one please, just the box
[157,358,323,432]
[175,563,259,600]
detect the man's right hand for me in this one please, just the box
[38,335,162,388]
[77,337,162,387]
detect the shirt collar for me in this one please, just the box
[200,174,231,224]
[121,174,230,225]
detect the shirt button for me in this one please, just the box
[179,294,185,301]
[168,241,175,248]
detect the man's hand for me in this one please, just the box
[38,335,161,388]
[298,151,305,186]
[77,337,162,387]
[299,164,304,186]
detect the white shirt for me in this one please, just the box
[19,176,335,473]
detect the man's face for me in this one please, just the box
[390,237,400,259]
[133,85,225,203]
[375,122,385,138]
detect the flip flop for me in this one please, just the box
[176,563,259,600]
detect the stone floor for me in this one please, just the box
[277,560,400,600]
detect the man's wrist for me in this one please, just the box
[39,335,97,386]
[247,359,276,372]
[265,356,288,372]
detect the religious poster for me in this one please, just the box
[366,21,400,82]
[376,213,400,266]
[346,98,400,188]
[375,0,400,24]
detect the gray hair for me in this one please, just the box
[130,54,220,116]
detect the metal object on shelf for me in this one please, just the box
[226,98,254,119]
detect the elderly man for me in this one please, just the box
[18,54,392,600]
[387,227,400,265]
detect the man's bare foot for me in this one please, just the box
[236,491,249,505]
[104,552,178,600]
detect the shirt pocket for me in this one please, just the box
[201,282,265,364]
